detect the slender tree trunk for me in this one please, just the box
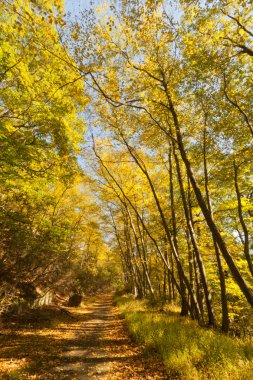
[173,144,216,326]
[109,209,134,292]
[127,206,154,296]
[186,228,197,317]
[127,226,145,299]
[193,252,204,317]
[124,216,144,298]
[203,126,229,332]
[163,91,253,307]
[136,217,155,297]
[93,142,200,318]
[233,160,253,277]
[170,248,175,301]
[168,146,188,315]
[120,136,202,320]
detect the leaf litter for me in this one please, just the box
[0,294,168,379]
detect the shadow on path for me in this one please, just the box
[0,294,168,379]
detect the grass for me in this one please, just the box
[114,294,253,380]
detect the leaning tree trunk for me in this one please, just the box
[163,89,253,308]
[173,144,216,326]
[203,125,229,332]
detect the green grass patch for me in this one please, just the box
[115,294,253,380]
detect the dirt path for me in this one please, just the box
[0,294,168,379]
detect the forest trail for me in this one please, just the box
[0,294,167,379]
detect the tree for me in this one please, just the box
[0,0,108,311]
[70,0,253,330]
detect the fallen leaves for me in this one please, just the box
[0,294,167,379]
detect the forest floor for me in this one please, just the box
[0,293,168,379]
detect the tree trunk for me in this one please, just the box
[234,160,253,277]
[203,125,229,332]
[165,92,253,308]
[173,144,216,326]
[168,146,188,315]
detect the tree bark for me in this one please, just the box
[233,160,253,277]
[164,90,253,308]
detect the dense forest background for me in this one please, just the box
[1,0,253,336]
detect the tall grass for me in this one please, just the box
[115,294,253,380]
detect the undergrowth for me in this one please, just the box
[115,294,253,380]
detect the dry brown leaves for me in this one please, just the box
[0,294,168,379]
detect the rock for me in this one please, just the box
[68,294,82,307]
